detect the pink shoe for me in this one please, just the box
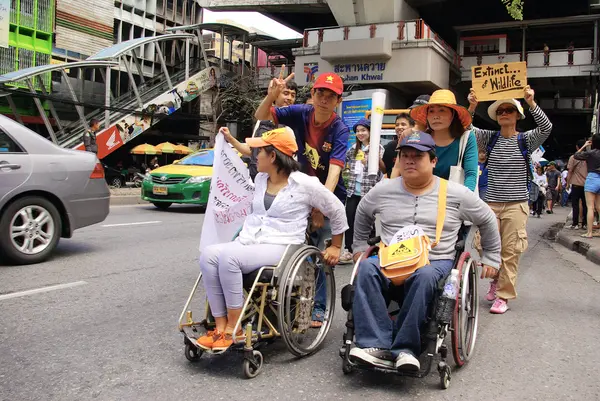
[485,280,497,302]
[490,298,509,314]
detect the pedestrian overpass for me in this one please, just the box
[0,24,268,159]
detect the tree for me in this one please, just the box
[502,0,524,20]
[205,73,264,146]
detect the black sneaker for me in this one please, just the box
[349,347,394,369]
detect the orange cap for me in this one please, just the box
[245,127,298,157]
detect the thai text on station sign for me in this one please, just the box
[471,61,527,101]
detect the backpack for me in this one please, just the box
[485,131,532,190]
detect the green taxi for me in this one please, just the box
[142,150,213,210]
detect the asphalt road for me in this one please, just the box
[1,205,599,401]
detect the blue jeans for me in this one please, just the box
[310,218,331,319]
[561,189,569,207]
[353,258,454,357]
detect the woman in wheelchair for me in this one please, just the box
[344,132,500,375]
[197,127,348,351]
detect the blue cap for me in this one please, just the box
[397,131,436,152]
[352,117,371,133]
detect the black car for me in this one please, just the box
[103,163,127,188]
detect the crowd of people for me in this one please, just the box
[198,69,559,369]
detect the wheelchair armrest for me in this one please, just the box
[455,240,465,252]
[367,236,381,246]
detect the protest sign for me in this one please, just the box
[471,61,527,102]
[199,134,254,252]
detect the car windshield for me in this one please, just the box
[180,151,214,166]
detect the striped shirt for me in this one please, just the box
[472,105,553,203]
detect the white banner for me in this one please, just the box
[199,134,254,252]
[0,0,9,49]
[368,91,386,176]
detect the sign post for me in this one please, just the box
[471,61,527,101]
[368,91,386,176]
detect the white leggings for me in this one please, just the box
[199,241,288,317]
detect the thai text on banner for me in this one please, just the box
[199,134,254,252]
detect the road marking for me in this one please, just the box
[0,281,88,301]
[102,220,162,228]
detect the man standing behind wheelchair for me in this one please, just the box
[349,131,501,371]
[197,127,348,352]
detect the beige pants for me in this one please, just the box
[487,201,529,300]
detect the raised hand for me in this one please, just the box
[218,127,234,143]
[467,88,478,113]
[267,65,295,102]
[524,85,536,107]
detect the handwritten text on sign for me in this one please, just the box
[471,61,527,101]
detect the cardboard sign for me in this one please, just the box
[471,61,527,102]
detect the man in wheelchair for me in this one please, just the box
[349,132,501,371]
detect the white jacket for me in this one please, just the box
[237,171,349,245]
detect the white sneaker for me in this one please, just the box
[339,250,353,264]
[349,347,394,369]
[395,351,420,372]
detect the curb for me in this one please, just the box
[555,227,600,266]
[110,195,148,206]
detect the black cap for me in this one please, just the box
[408,95,430,109]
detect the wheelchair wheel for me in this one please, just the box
[242,350,263,379]
[451,253,479,367]
[277,246,335,357]
[184,343,202,362]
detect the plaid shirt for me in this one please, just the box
[344,143,385,197]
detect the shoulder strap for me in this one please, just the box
[457,131,469,166]
[432,179,448,248]
[517,132,533,182]
[484,132,501,170]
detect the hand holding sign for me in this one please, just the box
[268,65,295,103]
[471,61,527,102]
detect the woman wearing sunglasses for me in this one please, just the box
[467,86,552,314]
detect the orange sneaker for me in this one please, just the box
[212,331,244,352]
[196,329,221,350]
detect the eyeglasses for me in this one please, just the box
[496,107,517,116]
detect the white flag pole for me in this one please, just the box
[368,91,386,176]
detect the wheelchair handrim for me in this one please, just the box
[452,254,479,366]
[278,247,335,357]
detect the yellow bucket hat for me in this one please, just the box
[409,89,472,129]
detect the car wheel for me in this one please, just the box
[0,196,62,265]
[153,202,172,210]
[110,177,123,188]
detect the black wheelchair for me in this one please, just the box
[339,232,479,389]
[178,239,335,379]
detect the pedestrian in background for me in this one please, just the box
[545,162,561,214]
[339,118,385,263]
[573,135,600,238]
[478,149,489,201]
[567,139,588,230]
[531,164,547,218]
[83,118,100,155]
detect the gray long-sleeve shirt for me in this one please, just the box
[353,177,501,269]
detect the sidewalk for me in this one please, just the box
[109,187,148,206]
[553,205,600,265]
